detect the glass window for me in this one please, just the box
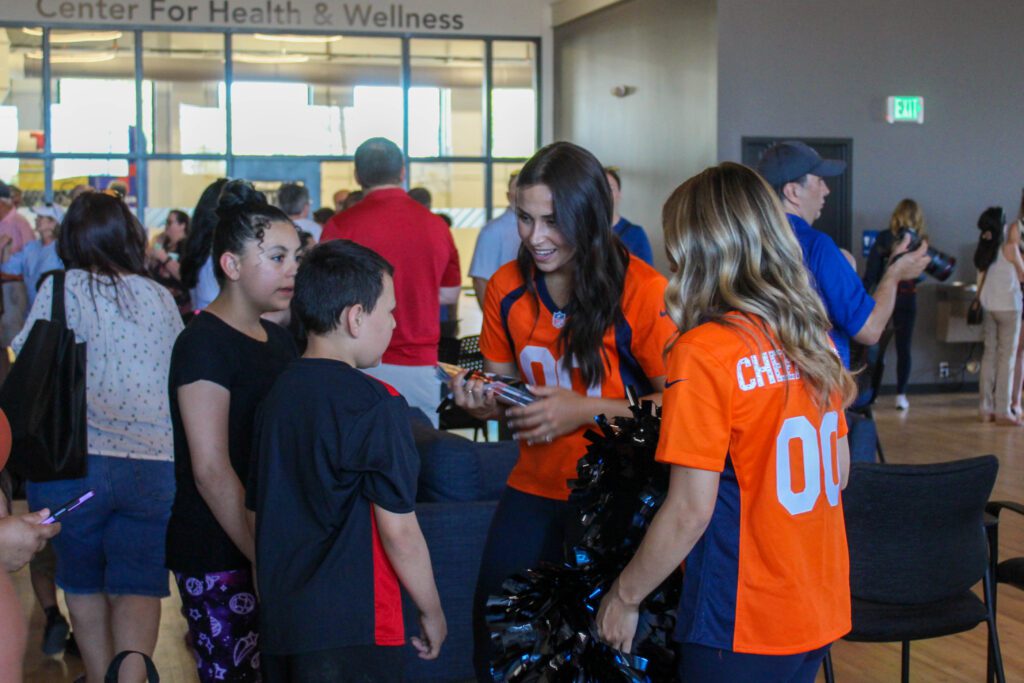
[231,34,400,156]
[410,162,484,286]
[143,32,225,155]
[319,161,356,212]
[409,39,484,158]
[490,162,522,219]
[1,28,44,199]
[52,157,133,207]
[492,41,537,158]
[146,159,227,229]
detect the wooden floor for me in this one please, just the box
[13,392,1024,682]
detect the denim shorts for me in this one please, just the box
[27,455,175,597]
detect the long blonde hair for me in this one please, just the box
[888,198,926,236]
[663,162,856,409]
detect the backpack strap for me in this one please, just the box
[48,270,67,327]
[105,650,160,682]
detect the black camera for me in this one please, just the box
[895,227,956,282]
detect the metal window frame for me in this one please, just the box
[0,23,540,224]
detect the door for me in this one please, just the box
[742,137,853,251]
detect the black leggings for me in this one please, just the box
[472,487,575,681]
[892,292,916,394]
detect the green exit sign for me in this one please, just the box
[887,96,924,124]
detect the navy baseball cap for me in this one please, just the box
[756,141,846,186]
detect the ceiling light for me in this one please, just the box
[252,34,341,44]
[22,28,123,44]
[234,53,310,64]
[25,50,118,64]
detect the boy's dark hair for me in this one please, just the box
[212,180,294,285]
[408,187,432,209]
[354,137,404,188]
[294,240,394,335]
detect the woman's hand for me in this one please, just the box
[449,369,500,421]
[506,385,592,445]
[596,581,639,653]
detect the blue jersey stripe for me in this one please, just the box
[675,454,741,650]
[613,317,654,396]
[500,284,528,362]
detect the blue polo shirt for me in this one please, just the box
[788,213,875,368]
[613,217,654,266]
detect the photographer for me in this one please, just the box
[863,199,928,410]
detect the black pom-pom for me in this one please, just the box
[486,397,681,681]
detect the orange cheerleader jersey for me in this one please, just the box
[656,314,852,655]
[480,257,676,500]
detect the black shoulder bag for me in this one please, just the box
[0,270,88,481]
[967,271,986,326]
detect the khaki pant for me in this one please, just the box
[980,309,1022,416]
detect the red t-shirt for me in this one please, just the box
[657,314,851,654]
[480,258,675,500]
[321,188,461,366]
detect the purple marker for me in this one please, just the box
[42,490,96,525]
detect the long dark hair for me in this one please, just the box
[974,206,1005,272]
[58,192,147,279]
[212,180,293,285]
[515,142,628,387]
[180,178,228,289]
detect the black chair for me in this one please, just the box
[823,455,1005,683]
[438,335,490,441]
[847,326,895,463]
[985,499,1024,682]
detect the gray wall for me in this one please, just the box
[554,0,717,273]
[718,0,1024,389]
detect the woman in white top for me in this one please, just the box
[14,192,184,683]
[976,206,1024,424]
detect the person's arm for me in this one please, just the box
[854,236,931,345]
[373,506,447,659]
[597,465,719,651]
[439,286,460,305]
[0,509,60,572]
[505,378,665,445]
[471,277,488,307]
[838,436,851,489]
[1003,226,1024,281]
[177,380,255,562]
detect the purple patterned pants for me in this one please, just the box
[175,569,261,682]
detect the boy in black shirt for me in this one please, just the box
[249,240,446,682]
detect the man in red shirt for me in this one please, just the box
[320,138,461,425]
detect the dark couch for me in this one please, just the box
[402,410,518,682]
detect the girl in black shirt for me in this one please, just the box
[165,181,300,683]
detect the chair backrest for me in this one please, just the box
[843,454,998,604]
[457,335,484,373]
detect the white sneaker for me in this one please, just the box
[895,394,909,410]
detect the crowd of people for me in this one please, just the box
[0,134,1018,683]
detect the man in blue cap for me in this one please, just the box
[757,141,930,369]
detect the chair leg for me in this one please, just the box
[901,641,910,683]
[984,567,1007,683]
[822,650,836,683]
[875,435,887,463]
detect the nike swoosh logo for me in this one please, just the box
[665,378,687,387]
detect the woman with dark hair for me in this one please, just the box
[449,141,676,678]
[13,192,183,683]
[165,180,300,682]
[976,205,1024,424]
[180,178,228,312]
[149,209,192,318]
